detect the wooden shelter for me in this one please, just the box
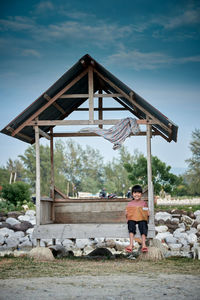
[1,54,178,244]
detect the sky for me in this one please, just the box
[0,0,200,175]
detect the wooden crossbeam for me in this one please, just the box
[59,93,122,98]
[52,131,160,137]
[11,68,89,137]
[43,93,66,115]
[30,119,121,126]
[39,128,51,140]
[75,107,128,111]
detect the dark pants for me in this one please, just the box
[128,220,148,236]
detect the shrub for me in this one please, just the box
[0,182,31,206]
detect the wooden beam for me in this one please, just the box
[6,126,33,143]
[29,119,121,126]
[76,107,128,111]
[88,66,94,123]
[39,128,50,140]
[43,93,66,115]
[52,131,159,137]
[98,89,103,129]
[59,93,122,98]
[11,68,89,137]
[146,123,155,229]
[50,127,55,221]
[94,69,170,134]
[35,125,41,227]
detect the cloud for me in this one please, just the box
[163,8,200,29]
[35,1,54,13]
[22,49,41,58]
[107,50,200,70]
[0,16,36,32]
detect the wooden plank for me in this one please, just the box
[29,119,121,126]
[33,223,155,239]
[39,128,50,140]
[44,93,66,115]
[98,89,103,129]
[76,107,128,111]
[146,123,155,229]
[6,126,33,143]
[50,128,55,221]
[52,131,159,137]
[35,125,40,226]
[11,68,89,137]
[59,93,122,98]
[88,66,94,123]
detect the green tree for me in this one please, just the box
[185,129,200,195]
[103,146,134,196]
[124,152,180,195]
[0,167,10,186]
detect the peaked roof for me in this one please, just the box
[1,54,178,144]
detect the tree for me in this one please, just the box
[124,152,180,195]
[185,129,200,195]
[0,167,10,186]
[103,146,134,196]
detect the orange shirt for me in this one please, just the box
[126,199,149,221]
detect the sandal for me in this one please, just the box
[142,247,148,253]
[125,246,133,253]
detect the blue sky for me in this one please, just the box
[0,0,200,174]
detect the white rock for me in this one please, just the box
[115,240,129,251]
[73,249,83,256]
[19,239,32,248]
[104,239,116,248]
[186,228,198,235]
[29,247,54,261]
[178,223,186,229]
[155,212,172,222]
[93,238,105,247]
[171,218,179,224]
[83,246,95,255]
[0,250,13,257]
[76,239,91,249]
[155,232,172,241]
[62,239,75,249]
[25,210,36,216]
[187,233,197,245]
[0,228,14,238]
[165,235,177,244]
[5,217,20,226]
[197,224,200,231]
[181,215,194,226]
[5,236,19,248]
[18,215,31,222]
[26,228,34,235]
[0,235,5,245]
[155,225,168,233]
[13,250,28,257]
[173,227,185,236]
[169,243,182,250]
[14,231,25,239]
[40,239,53,247]
[194,210,200,217]
[178,238,189,247]
[195,215,200,224]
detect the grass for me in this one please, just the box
[0,256,200,280]
[155,204,200,212]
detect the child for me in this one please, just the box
[125,184,149,253]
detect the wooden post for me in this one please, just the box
[146,123,155,227]
[88,66,94,123]
[35,125,41,246]
[98,89,103,129]
[50,127,55,221]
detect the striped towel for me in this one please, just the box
[80,117,140,150]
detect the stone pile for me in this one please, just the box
[0,209,200,258]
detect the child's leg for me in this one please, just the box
[138,221,148,248]
[126,221,136,251]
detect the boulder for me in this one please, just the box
[25,210,35,217]
[155,232,172,241]
[49,245,73,258]
[12,221,33,232]
[0,227,14,238]
[6,217,20,226]
[0,222,12,229]
[62,239,75,249]
[181,215,194,226]
[187,233,197,245]
[104,238,116,248]
[29,246,55,261]
[0,234,5,245]
[195,215,200,224]
[169,243,182,250]
[155,225,168,233]
[155,212,172,222]
[165,235,177,244]
[7,211,22,219]
[194,210,200,217]
[76,239,92,249]
[87,247,113,258]
[5,236,19,249]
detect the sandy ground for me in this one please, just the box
[0,273,200,300]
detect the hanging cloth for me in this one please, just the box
[80,117,140,150]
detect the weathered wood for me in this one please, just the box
[33,223,155,239]
[11,68,89,137]
[44,93,66,115]
[52,131,159,137]
[29,119,121,126]
[6,126,33,143]
[39,128,51,140]
[76,107,128,111]
[50,128,55,221]
[88,66,94,123]
[59,93,122,98]
[98,89,103,129]
[35,125,40,226]
[146,123,155,227]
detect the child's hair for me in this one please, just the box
[132,184,143,194]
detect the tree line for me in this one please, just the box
[0,129,200,197]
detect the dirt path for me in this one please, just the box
[1,273,200,300]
